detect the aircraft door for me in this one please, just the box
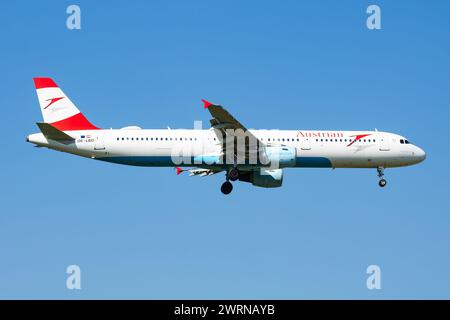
[94,136,106,150]
[301,137,311,150]
[379,134,390,151]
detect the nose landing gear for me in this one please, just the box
[377,166,387,188]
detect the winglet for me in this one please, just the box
[176,167,184,175]
[202,99,213,109]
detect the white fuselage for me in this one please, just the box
[27,128,426,169]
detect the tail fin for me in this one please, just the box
[33,78,99,131]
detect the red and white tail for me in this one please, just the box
[33,77,99,131]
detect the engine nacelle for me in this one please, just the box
[263,146,296,168]
[250,169,283,188]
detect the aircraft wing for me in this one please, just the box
[202,99,263,164]
[202,99,259,139]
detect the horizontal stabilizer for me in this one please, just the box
[36,122,75,143]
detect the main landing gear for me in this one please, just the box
[377,166,387,188]
[228,168,239,181]
[221,181,233,195]
[220,168,239,195]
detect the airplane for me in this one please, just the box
[27,78,426,195]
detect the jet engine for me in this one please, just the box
[239,169,284,188]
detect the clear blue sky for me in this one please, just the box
[0,0,449,299]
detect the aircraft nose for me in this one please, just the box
[415,146,426,162]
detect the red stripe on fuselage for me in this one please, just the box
[33,78,58,89]
[50,113,99,131]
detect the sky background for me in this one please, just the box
[0,0,449,299]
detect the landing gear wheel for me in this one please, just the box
[377,167,386,188]
[221,181,233,195]
[228,168,239,182]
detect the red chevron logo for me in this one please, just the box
[44,97,64,109]
[347,134,372,147]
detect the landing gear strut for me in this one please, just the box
[377,166,387,188]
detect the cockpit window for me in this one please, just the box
[400,139,404,144]
[405,140,410,144]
